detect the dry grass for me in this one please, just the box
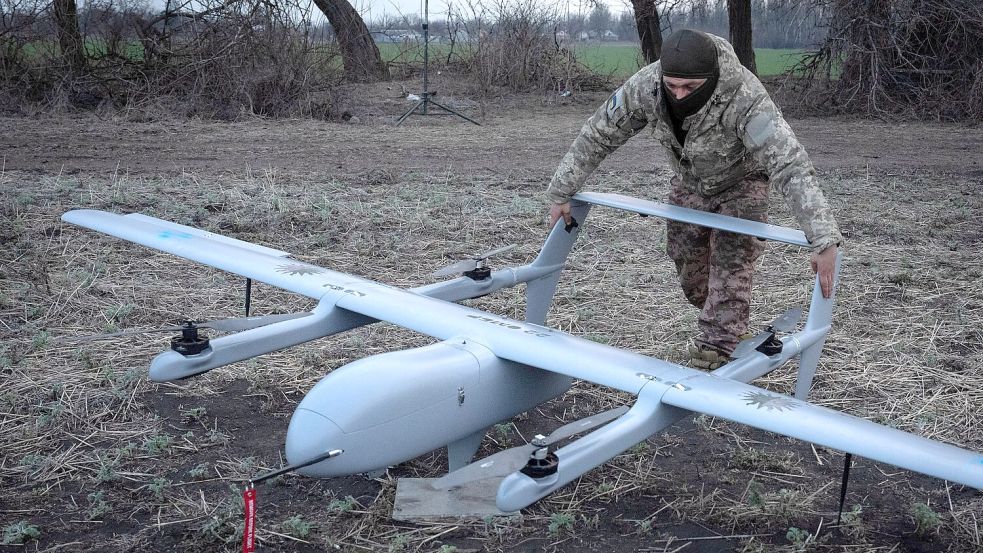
[1,129,981,551]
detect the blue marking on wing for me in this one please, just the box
[159,230,194,240]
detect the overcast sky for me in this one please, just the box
[353,0,632,22]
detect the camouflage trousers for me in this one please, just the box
[666,175,769,354]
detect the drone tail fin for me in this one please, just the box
[794,250,843,399]
[525,201,591,325]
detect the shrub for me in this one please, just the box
[2,521,41,545]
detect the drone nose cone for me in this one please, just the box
[285,408,343,477]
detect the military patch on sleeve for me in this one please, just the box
[606,87,627,119]
[745,112,778,149]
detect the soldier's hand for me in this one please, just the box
[810,245,838,299]
[548,202,573,229]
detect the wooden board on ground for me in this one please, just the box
[392,477,521,521]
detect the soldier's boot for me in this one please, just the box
[687,339,732,371]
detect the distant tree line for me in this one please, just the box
[2,0,978,120]
[0,0,354,117]
[369,0,826,49]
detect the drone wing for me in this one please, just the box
[661,373,983,488]
[63,210,983,489]
[62,210,360,300]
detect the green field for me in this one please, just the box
[753,48,809,76]
[379,42,807,78]
[571,44,644,77]
[574,44,807,78]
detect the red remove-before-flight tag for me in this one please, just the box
[242,487,257,553]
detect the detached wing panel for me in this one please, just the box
[662,374,983,489]
[575,192,811,247]
[62,210,359,300]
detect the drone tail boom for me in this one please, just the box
[496,382,683,511]
[496,361,983,511]
[146,301,374,381]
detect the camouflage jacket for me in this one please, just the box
[547,35,843,252]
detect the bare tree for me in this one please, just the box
[728,0,756,74]
[311,0,388,82]
[791,0,983,120]
[52,0,86,72]
[587,2,611,34]
[630,0,662,63]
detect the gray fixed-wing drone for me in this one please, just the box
[62,191,983,514]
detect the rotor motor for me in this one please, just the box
[520,447,559,478]
[170,321,210,356]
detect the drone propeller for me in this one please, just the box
[731,306,803,359]
[432,244,517,278]
[432,405,629,490]
[58,312,312,343]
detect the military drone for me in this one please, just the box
[61,192,983,513]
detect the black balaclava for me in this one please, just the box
[660,29,720,124]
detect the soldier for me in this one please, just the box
[546,29,842,370]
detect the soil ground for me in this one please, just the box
[1,81,982,553]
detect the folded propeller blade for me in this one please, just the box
[477,243,517,260]
[731,306,804,359]
[201,312,312,332]
[56,312,312,343]
[59,325,187,342]
[539,405,629,445]
[432,405,629,490]
[432,244,517,278]
[771,306,803,333]
[432,445,537,490]
[432,259,478,278]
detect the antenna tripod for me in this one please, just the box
[396,0,480,126]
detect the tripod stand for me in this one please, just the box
[396,0,480,126]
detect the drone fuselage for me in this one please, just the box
[285,338,572,476]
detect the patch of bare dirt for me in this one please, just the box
[2,79,980,179]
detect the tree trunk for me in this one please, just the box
[311,0,389,82]
[52,0,86,72]
[728,0,757,74]
[630,0,662,64]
